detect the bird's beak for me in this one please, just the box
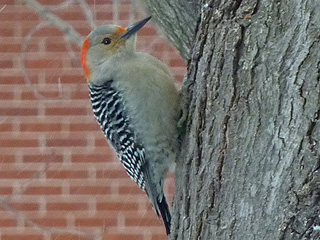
[121,16,152,40]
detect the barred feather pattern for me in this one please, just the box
[89,81,145,189]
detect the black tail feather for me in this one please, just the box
[157,195,171,235]
[141,162,171,235]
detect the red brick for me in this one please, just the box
[96,169,128,179]
[47,75,83,84]
[46,202,87,211]
[9,202,39,211]
[0,28,14,37]
[0,92,14,100]
[55,10,85,21]
[0,0,16,4]
[23,154,63,163]
[25,59,63,69]
[0,76,34,85]
[102,233,143,240]
[151,51,167,60]
[2,235,43,240]
[174,74,185,83]
[138,41,167,51]
[26,43,39,52]
[22,27,63,37]
[69,123,99,132]
[70,186,111,195]
[46,42,67,52]
[0,60,13,68]
[0,123,13,131]
[170,58,186,67]
[0,11,39,21]
[125,216,162,227]
[29,218,67,227]
[38,0,66,5]
[20,92,37,100]
[71,153,111,163]
[0,170,38,179]
[96,201,139,211]
[24,186,62,195]
[45,107,87,116]
[21,91,61,100]
[118,185,143,195]
[139,27,157,36]
[0,139,38,147]
[70,90,89,100]
[0,107,38,116]
[46,138,87,147]
[0,218,17,227]
[119,12,131,20]
[151,234,167,240]
[72,26,91,36]
[20,123,62,132]
[0,154,15,163]
[70,43,81,52]
[70,60,82,69]
[46,170,88,179]
[85,0,111,5]
[75,217,116,227]
[50,234,88,240]
[0,187,13,195]
[96,12,114,21]
[95,138,108,147]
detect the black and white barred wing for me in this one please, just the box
[88,81,145,190]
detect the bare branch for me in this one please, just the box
[47,0,76,11]
[20,22,65,100]
[19,0,84,47]
[0,154,99,238]
[113,0,120,25]
[78,0,96,29]
[3,161,50,202]
[0,4,6,12]
[0,199,96,239]
[63,34,79,61]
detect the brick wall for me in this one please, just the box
[0,0,185,239]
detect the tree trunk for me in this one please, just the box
[141,0,320,239]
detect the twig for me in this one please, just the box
[78,0,96,29]
[0,198,96,238]
[63,34,79,61]
[0,4,6,12]
[113,0,119,25]
[4,161,50,202]
[47,0,75,11]
[19,0,83,47]
[129,0,139,24]
[20,22,64,100]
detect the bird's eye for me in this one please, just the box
[102,37,112,45]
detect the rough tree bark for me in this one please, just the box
[139,0,320,239]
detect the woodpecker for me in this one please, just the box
[81,17,180,235]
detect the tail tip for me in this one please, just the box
[157,196,171,235]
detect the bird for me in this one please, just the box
[80,16,180,235]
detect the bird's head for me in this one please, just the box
[81,16,151,80]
